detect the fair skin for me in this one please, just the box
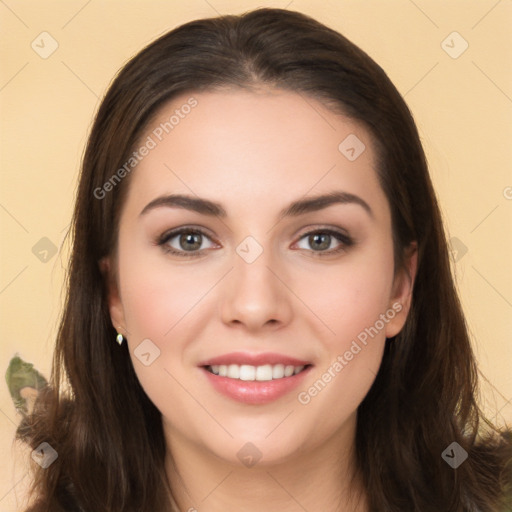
[104,88,417,512]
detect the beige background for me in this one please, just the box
[1,0,511,509]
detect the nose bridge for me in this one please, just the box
[219,233,291,329]
[232,233,280,301]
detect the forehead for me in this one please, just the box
[123,89,387,221]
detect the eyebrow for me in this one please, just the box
[139,190,373,220]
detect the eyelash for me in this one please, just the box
[156,226,354,259]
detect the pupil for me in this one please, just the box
[181,233,201,250]
[311,233,329,250]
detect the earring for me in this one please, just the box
[116,333,124,346]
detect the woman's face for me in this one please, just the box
[106,88,416,468]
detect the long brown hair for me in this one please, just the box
[17,7,511,512]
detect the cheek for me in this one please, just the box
[291,236,394,410]
[293,262,393,436]
[118,241,214,344]
[116,247,210,412]
[293,237,395,348]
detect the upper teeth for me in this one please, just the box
[209,364,305,381]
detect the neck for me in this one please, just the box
[163,417,368,512]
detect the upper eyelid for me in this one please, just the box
[159,226,217,244]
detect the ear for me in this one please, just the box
[384,242,418,339]
[99,256,127,336]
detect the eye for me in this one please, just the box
[294,229,353,256]
[157,227,217,257]
[156,226,354,258]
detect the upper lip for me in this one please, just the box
[198,352,312,367]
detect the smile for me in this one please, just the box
[205,363,309,381]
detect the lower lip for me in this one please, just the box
[200,366,313,405]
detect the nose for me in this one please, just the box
[219,241,293,333]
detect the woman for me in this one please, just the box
[17,7,512,512]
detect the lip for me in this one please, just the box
[200,365,313,405]
[198,351,312,367]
